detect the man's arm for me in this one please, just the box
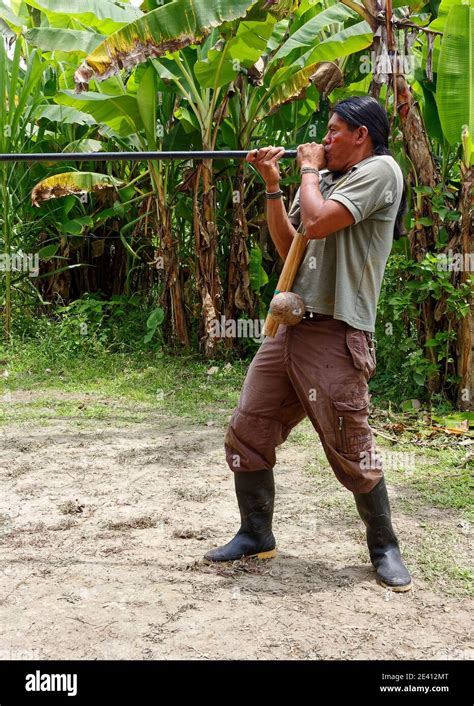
[299,172,355,240]
[246,147,296,261]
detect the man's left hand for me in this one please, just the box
[297,142,327,170]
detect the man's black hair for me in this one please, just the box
[332,96,407,239]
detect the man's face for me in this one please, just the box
[322,113,359,172]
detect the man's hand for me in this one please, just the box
[297,142,327,171]
[246,146,285,191]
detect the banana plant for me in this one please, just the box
[0,3,144,332]
[434,0,473,406]
[67,0,301,354]
[149,6,304,352]
[12,0,179,341]
[45,67,191,345]
[0,37,47,336]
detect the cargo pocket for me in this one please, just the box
[346,326,376,381]
[332,393,372,462]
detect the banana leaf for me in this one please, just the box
[26,28,106,55]
[38,104,96,126]
[436,2,473,150]
[273,3,357,60]
[74,0,281,90]
[31,172,125,207]
[302,20,373,67]
[0,0,22,29]
[429,0,465,71]
[62,138,104,153]
[55,91,143,137]
[263,21,372,115]
[194,19,275,88]
[25,0,142,34]
[136,65,157,148]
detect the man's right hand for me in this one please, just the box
[246,146,286,191]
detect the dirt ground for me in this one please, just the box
[0,391,472,660]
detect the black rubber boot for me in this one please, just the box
[204,469,276,562]
[354,477,412,591]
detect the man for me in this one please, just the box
[204,96,412,592]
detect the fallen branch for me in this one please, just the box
[372,428,399,442]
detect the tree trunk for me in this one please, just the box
[456,164,474,410]
[150,164,189,348]
[225,165,254,340]
[395,76,441,256]
[193,158,223,356]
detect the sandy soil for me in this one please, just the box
[0,392,472,660]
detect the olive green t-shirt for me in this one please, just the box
[287,154,403,332]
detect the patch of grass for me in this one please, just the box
[105,515,158,531]
[58,500,85,515]
[173,486,214,502]
[303,460,359,517]
[0,343,246,424]
[287,420,315,446]
[6,462,32,478]
[388,446,473,521]
[0,395,154,426]
[409,469,473,519]
[404,525,473,597]
[172,527,214,540]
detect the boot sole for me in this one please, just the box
[203,548,277,564]
[380,580,413,592]
[251,548,277,560]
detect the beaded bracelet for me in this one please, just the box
[300,167,320,177]
[265,190,284,200]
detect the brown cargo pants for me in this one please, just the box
[225,316,382,494]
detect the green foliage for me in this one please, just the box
[144,306,164,344]
[374,249,470,402]
[249,245,269,292]
[0,0,470,407]
[12,294,165,360]
[413,184,461,241]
